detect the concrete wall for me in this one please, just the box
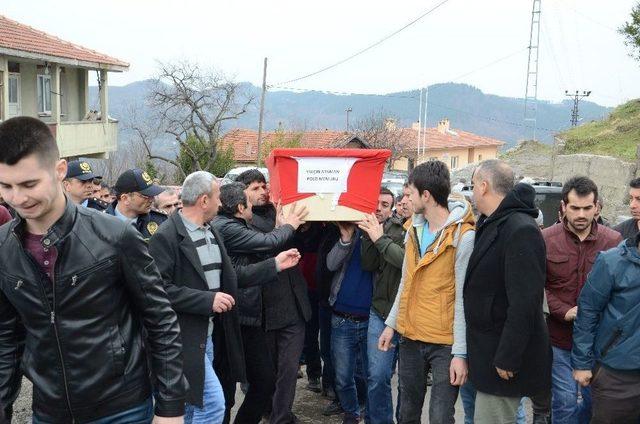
[552,154,636,221]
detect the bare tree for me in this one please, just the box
[147,60,254,178]
[354,110,406,169]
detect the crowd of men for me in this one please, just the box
[0,116,638,424]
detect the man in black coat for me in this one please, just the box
[226,170,311,424]
[464,160,551,424]
[149,172,301,423]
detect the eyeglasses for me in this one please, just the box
[131,192,153,201]
[77,178,102,186]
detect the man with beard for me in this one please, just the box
[105,168,167,240]
[222,170,311,424]
[543,176,621,423]
[614,178,640,240]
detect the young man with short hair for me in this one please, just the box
[0,116,185,422]
[613,177,640,240]
[358,188,405,424]
[572,232,640,424]
[544,176,621,423]
[380,161,475,423]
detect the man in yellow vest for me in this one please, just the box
[379,160,475,423]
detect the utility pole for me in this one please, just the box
[345,107,353,131]
[524,0,542,141]
[256,57,268,167]
[565,90,591,127]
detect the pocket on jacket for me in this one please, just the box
[546,254,571,282]
[467,294,494,331]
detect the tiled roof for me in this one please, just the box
[0,15,129,69]
[221,124,504,163]
[219,129,363,162]
[398,127,505,152]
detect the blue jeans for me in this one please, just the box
[366,310,398,424]
[460,381,526,424]
[331,313,369,421]
[551,346,591,424]
[185,337,226,424]
[33,398,153,424]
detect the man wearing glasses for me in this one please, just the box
[106,168,168,240]
[62,160,109,211]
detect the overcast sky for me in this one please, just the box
[4,0,639,107]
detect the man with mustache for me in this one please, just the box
[543,176,621,423]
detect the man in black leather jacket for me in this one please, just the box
[213,181,308,424]
[0,117,185,423]
[233,170,312,424]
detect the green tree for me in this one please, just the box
[620,2,640,62]
[177,134,235,178]
[258,127,303,164]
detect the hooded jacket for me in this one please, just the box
[572,235,640,372]
[464,183,552,397]
[385,197,475,353]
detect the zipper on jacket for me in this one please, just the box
[13,233,76,422]
[601,328,622,357]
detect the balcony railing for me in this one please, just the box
[52,120,118,158]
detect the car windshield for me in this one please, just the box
[382,182,405,197]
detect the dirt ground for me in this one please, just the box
[13,367,535,423]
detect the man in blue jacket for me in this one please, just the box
[572,234,640,424]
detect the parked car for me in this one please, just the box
[381,171,408,197]
[459,181,562,228]
[221,167,269,185]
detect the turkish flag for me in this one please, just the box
[267,148,391,214]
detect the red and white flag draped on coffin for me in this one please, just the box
[266,148,392,221]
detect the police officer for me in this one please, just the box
[105,168,167,240]
[63,160,109,211]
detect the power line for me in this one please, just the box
[271,0,451,86]
[447,46,528,82]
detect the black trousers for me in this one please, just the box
[267,320,306,424]
[234,325,277,424]
[303,289,322,380]
[591,365,640,424]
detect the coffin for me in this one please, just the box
[266,148,392,221]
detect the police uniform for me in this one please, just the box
[86,197,109,211]
[65,160,106,212]
[105,168,167,240]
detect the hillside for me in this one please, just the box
[559,99,640,161]
[91,81,611,150]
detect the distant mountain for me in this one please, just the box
[90,81,612,151]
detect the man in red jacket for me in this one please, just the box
[543,176,621,423]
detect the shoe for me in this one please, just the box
[341,413,359,424]
[322,386,337,400]
[297,366,304,379]
[322,400,343,416]
[306,377,322,393]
